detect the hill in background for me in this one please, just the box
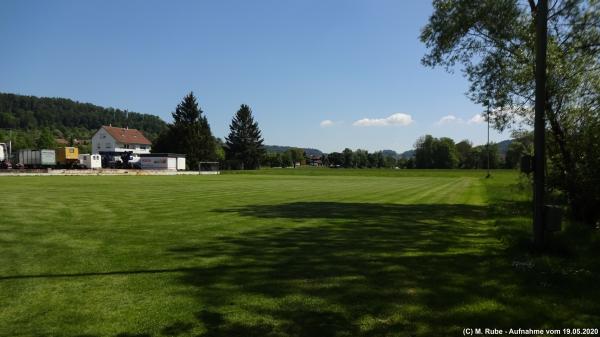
[0,92,167,141]
[264,145,323,157]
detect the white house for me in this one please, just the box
[92,125,152,155]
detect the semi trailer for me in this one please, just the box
[18,149,56,168]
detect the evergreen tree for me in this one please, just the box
[154,92,216,170]
[225,104,265,170]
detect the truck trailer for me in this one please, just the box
[18,149,56,168]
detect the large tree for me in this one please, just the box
[225,104,265,170]
[421,0,600,225]
[153,92,216,170]
[415,135,459,169]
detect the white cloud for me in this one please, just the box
[320,119,335,127]
[353,113,414,127]
[436,115,462,125]
[468,114,486,124]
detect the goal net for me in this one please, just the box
[198,161,220,175]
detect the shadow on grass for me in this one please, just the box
[10,201,598,336]
[162,202,599,336]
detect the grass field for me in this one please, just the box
[1,169,598,336]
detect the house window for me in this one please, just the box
[141,146,147,150]
[105,142,111,148]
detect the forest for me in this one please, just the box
[0,93,167,149]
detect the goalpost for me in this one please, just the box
[198,161,220,175]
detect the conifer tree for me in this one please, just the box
[154,92,216,169]
[225,104,265,170]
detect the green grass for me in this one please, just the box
[0,170,598,336]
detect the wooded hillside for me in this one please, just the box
[0,93,167,140]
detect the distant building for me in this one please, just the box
[91,125,151,155]
[308,155,323,167]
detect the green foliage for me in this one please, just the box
[342,148,354,168]
[327,152,344,167]
[547,108,600,224]
[0,92,167,140]
[421,0,600,224]
[415,135,459,169]
[456,140,473,168]
[225,104,265,170]
[505,132,533,169]
[285,147,305,167]
[0,128,93,153]
[35,128,57,149]
[317,150,397,169]
[153,92,217,170]
[214,138,226,162]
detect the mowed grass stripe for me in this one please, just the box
[1,171,596,337]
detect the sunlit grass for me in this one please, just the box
[0,170,598,336]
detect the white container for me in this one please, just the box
[18,149,56,167]
[0,143,7,162]
[176,157,186,171]
[139,157,177,170]
[79,154,102,169]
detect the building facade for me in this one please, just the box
[91,126,152,154]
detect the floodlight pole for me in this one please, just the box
[533,0,547,247]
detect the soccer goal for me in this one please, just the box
[198,161,220,175]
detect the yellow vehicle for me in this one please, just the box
[56,147,79,167]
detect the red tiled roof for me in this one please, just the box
[101,126,152,145]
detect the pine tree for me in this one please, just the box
[154,92,216,170]
[225,104,265,170]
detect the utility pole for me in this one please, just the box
[486,105,491,178]
[533,0,547,247]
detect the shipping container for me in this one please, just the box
[18,149,56,167]
[56,147,79,165]
[139,153,186,170]
[78,154,102,169]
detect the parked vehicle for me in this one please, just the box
[18,149,56,168]
[56,147,80,168]
[98,151,140,169]
[0,143,12,169]
[78,154,102,169]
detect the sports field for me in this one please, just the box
[0,170,598,336]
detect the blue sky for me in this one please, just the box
[0,0,514,153]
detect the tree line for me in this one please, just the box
[412,132,532,170]
[0,93,167,140]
